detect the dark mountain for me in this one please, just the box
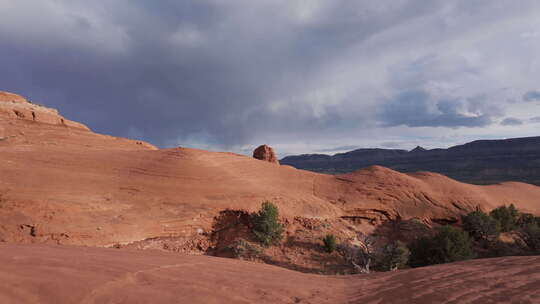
[281,136,540,185]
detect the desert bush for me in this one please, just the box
[517,213,540,229]
[517,213,535,228]
[338,234,376,273]
[377,241,410,271]
[461,210,500,242]
[251,202,284,247]
[228,239,262,259]
[516,223,540,253]
[322,234,337,253]
[482,239,524,257]
[409,225,475,267]
[490,204,519,232]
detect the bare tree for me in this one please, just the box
[338,233,377,274]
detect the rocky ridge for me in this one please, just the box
[0,91,89,130]
[281,137,540,185]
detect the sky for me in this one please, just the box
[1,1,540,157]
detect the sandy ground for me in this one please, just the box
[0,244,539,304]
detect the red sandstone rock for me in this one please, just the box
[1,89,540,256]
[0,91,89,130]
[1,244,539,303]
[0,91,27,103]
[1,90,540,303]
[253,144,279,164]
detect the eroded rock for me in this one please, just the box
[253,144,279,164]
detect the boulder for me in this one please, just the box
[253,144,279,164]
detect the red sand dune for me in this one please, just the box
[0,244,539,304]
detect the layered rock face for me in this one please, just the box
[0,91,89,130]
[281,137,540,185]
[253,144,280,164]
[0,90,157,150]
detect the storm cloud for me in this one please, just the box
[530,117,540,123]
[501,117,524,126]
[1,1,540,155]
[379,90,498,128]
[524,90,540,102]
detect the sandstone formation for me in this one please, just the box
[0,90,539,250]
[253,144,279,164]
[0,91,157,150]
[0,243,539,304]
[1,90,540,275]
[281,136,540,185]
[0,91,89,130]
[0,91,28,103]
[1,90,540,303]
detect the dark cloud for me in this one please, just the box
[523,90,540,102]
[500,117,523,126]
[529,117,540,123]
[378,90,498,128]
[4,1,426,148]
[0,1,538,154]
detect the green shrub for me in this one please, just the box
[517,213,540,229]
[483,240,523,257]
[228,239,262,259]
[377,241,410,271]
[517,223,540,253]
[461,210,500,242]
[409,225,475,267]
[490,204,519,232]
[251,202,284,247]
[322,234,337,253]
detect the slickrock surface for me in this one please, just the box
[0,91,539,248]
[1,91,540,303]
[0,244,539,304]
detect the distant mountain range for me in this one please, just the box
[280,136,540,185]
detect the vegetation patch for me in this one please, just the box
[251,202,284,247]
[377,241,410,271]
[409,225,475,267]
[322,234,337,253]
[227,239,263,260]
[461,210,500,243]
[490,204,519,232]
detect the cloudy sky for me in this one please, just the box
[1,1,540,157]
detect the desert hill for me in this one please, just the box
[1,90,540,302]
[1,90,540,276]
[1,91,540,251]
[1,243,539,304]
[281,136,540,185]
